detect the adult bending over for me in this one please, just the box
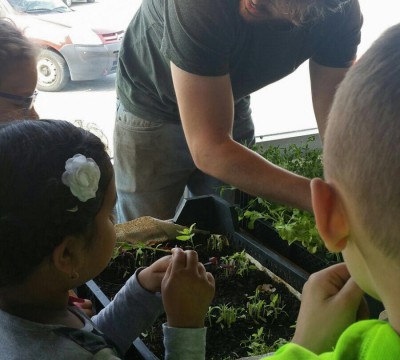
[114,0,363,221]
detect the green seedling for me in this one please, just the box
[176,223,197,249]
[207,234,229,251]
[208,303,245,329]
[238,136,328,254]
[246,289,268,323]
[265,293,287,320]
[220,250,256,277]
[240,327,271,356]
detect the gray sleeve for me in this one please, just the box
[312,0,362,68]
[160,0,236,76]
[162,323,206,360]
[91,271,164,355]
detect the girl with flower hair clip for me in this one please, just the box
[0,119,215,359]
[0,19,96,316]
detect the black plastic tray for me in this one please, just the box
[175,196,383,318]
[79,195,383,358]
[174,195,310,291]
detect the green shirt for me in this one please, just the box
[269,320,400,359]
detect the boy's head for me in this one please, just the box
[0,20,39,122]
[0,120,113,288]
[311,23,400,298]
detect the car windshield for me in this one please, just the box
[8,0,71,13]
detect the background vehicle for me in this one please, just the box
[1,0,124,91]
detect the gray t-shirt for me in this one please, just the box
[0,272,206,359]
[117,0,362,124]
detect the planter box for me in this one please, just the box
[79,195,383,359]
[175,195,383,318]
[174,195,313,291]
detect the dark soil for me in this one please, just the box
[92,235,300,360]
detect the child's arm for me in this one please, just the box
[91,255,171,354]
[161,247,215,359]
[291,263,367,354]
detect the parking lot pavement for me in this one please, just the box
[35,0,142,156]
[35,74,117,155]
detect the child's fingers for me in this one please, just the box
[170,247,185,272]
[185,250,199,270]
[334,275,364,309]
[206,272,215,287]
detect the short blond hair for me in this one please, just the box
[324,23,400,259]
[0,19,38,82]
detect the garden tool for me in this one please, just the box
[115,216,209,246]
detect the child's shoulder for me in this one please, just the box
[271,320,400,360]
[0,307,118,359]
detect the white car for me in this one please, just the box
[62,0,95,7]
[2,0,124,91]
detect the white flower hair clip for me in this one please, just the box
[62,154,101,202]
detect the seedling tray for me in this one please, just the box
[175,195,383,318]
[174,195,310,292]
[79,195,383,359]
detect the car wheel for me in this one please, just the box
[37,49,70,92]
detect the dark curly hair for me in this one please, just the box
[274,0,352,26]
[0,120,113,287]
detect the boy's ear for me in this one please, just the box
[311,178,349,252]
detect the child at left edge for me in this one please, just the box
[0,119,215,359]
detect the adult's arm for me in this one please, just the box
[171,62,312,212]
[309,60,350,141]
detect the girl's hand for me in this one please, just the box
[137,255,172,293]
[292,263,366,354]
[68,290,94,317]
[74,299,94,317]
[161,248,215,328]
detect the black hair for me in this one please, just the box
[0,120,113,287]
[280,0,352,26]
[0,19,38,84]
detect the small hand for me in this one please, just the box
[74,299,94,317]
[68,291,95,317]
[162,248,215,328]
[137,255,172,293]
[292,263,366,354]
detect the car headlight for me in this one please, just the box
[69,27,103,45]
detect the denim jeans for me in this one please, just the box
[113,100,254,222]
